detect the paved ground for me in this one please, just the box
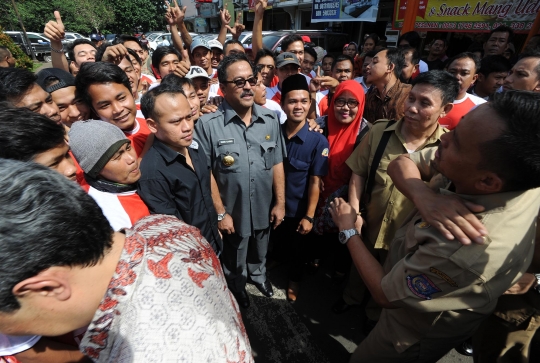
[241,261,473,363]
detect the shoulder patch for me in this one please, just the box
[321,148,329,157]
[429,267,458,287]
[407,274,441,300]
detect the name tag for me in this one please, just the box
[218,139,235,146]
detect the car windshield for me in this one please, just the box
[147,33,162,41]
[74,33,83,39]
[262,35,282,50]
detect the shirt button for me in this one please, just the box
[389,201,394,205]
[383,218,389,222]
[250,161,254,165]
[251,179,254,182]
[248,145,251,149]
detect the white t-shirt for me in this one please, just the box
[263,99,286,124]
[419,59,429,73]
[0,334,40,355]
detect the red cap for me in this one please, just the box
[301,35,311,43]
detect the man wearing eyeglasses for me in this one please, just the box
[195,53,287,309]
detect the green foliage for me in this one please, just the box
[0,27,33,69]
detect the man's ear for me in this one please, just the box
[413,64,420,74]
[533,82,540,92]
[475,173,504,194]
[12,272,71,302]
[440,103,454,118]
[477,73,485,84]
[387,62,395,75]
[146,118,158,134]
[471,73,479,86]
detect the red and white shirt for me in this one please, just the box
[439,93,487,130]
[83,185,150,231]
[124,117,151,157]
[316,90,329,117]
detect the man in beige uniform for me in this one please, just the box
[333,70,458,314]
[330,90,540,362]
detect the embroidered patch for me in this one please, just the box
[407,274,441,300]
[322,148,329,157]
[417,221,431,229]
[430,267,458,287]
[218,138,234,145]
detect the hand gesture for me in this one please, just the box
[220,6,232,27]
[315,76,339,93]
[218,214,235,235]
[504,273,537,295]
[227,13,245,39]
[329,198,357,231]
[270,203,285,229]
[102,44,129,65]
[44,11,65,42]
[170,0,186,24]
[309,77,321,93]
[416,191,487,245]
[255,0,268,17]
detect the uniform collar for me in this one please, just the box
[152,137,194,163]
[222,100,274,125]
[388,118,447,148]
[282,120,309,143]
[438,187,537,213]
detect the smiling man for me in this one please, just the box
[138,85,223,255]
[75,62,151,157]
[69,120,150,231]
[0,67,61,125]
[332,70,458,315]
[438,52,486,130]
[195,53,286,308]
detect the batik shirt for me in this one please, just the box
[80,215,253,362]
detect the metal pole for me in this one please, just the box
[10,0,37,61]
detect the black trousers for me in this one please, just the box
[270,217,310,282]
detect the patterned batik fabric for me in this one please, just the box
[80,215,253,363]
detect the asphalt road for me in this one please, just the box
[241,261,473,363]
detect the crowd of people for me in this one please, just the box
[1,0,540,362]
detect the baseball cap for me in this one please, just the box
[185,66,211,80]
[36,68,76,93]
[208,39,223,51]
[301,35,311,43]
[275,52,300,68]
[90,34,100,41]
[190,37,211,53]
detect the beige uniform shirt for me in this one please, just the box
[377,148,540,353]
[346,119,447,249]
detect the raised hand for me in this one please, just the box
[220,5,232,26]
[43,11,65,42]
[102,44,129,65]
[170,0,186,24]
[255,0,268,17]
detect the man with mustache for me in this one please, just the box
[195,53,286,308]
[138,85,223,255]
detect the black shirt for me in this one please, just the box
[137,138,223,254]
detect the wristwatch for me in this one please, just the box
[338,228,360,244]
[303,215,314,224]
[534,273,540,293]
[217,212,227,221]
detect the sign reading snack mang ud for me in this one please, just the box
[394,0,540,33]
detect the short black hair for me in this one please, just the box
[364,33,379,46]
[364,50,378,59]
[152,46,181,70]
[478,55,511,77]
[322,54,335,62]
[254,48,275,65]
[518,50,540,80]
[75,62,131,107]
[331,54,353,71]
[447,52,481,73]
[412,70,459,105]
[140,83,186,120]
[431,38,448,48]
[0,67,37,104]
[0,107,66,161]
[479,91,540,191]
[0,158,113,312]
[280,34,303,52]
[489,25,514,43]
[67,39,96,62]
[223,39,244,54]
[400,45,420,66]
[398,31,421,49]
[217,53,255,84]
[160,73,193,92]
[467,44,484,58]
[383,48,405,79]
[0,46,11,60]
[114,34,143,48]
[304,46,317,62]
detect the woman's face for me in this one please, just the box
[363,39,375,52]
[333,90,359,124]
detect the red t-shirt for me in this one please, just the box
[124,117,151,157]
[438,94,487,130]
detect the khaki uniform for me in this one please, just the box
[343,119,446,308]
[350,148,540,363]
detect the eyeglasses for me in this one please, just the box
[223,76,257,88]
[335,98,359,108]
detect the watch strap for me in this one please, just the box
[303,215,314,223]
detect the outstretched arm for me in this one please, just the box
[43,11,69,72]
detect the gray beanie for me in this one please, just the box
[69,120,130,178]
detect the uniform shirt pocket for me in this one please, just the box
[374,159,390,186]
[288,157,310,171]
[261,141,277,170]
[215,144,241,173]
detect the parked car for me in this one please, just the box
[104,34,117,43]
[148,32,198,53]
[61,32,90,46]
[246,30,349,54]
[5,31,52,62]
